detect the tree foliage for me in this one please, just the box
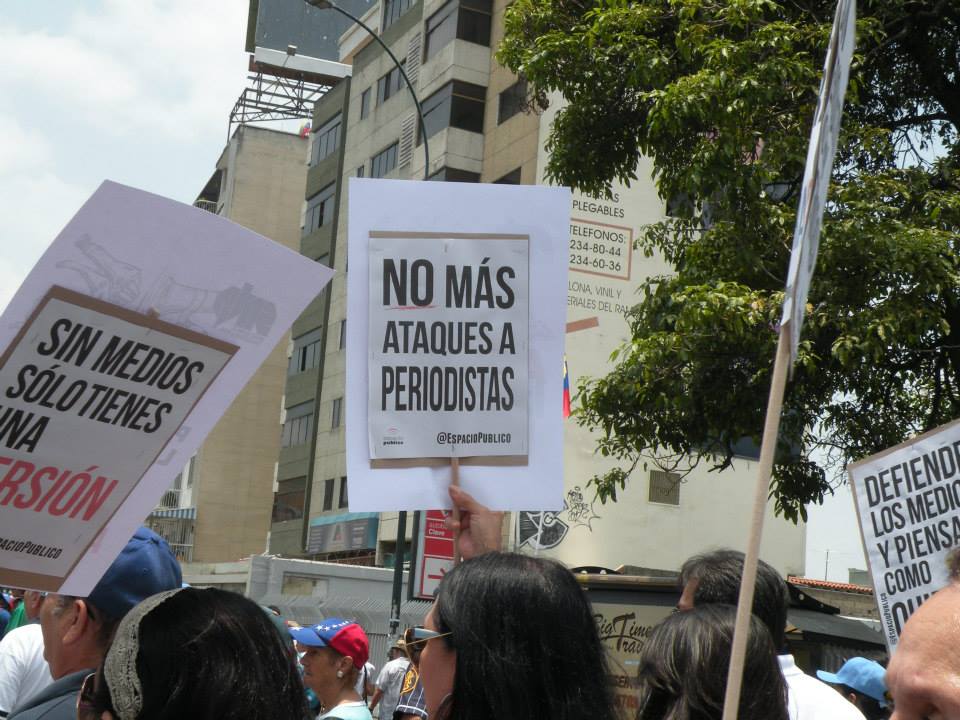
[499,0,960,521]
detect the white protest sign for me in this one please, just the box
[368,233,528,459]
[849,418,960,651]
[0,181,333,593]
[346,179,569,511]
[781,0,855,365]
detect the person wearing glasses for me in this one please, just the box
[74,587,310,720]
[8,528,181,720]
[408,485,617,720]
[289,618,373,720]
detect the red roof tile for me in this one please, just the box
[787,575,874,595]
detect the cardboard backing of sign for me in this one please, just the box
[0,181,333,594]
[346,179,568,512]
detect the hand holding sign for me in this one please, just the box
[445,484,504,560]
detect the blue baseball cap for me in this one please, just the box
[289,617,369,668]
[86,527,182,620]
[816,657,888,708]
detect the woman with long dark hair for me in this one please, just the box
[76,587,310,720]
[636,604,789,720]
[411,551,618,720]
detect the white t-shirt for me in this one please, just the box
[375,658,410,719]
[0,624,53,715]
[321,700,373,720]
[778,654,867,720]
[354,661,376,699]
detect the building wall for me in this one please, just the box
[272,0,806,577]
[479,0,539,184]
[190,126,309,562]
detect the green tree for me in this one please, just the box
[499,0,960,521]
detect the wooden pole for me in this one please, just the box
[450,456,462,565]
[721,324,792,720]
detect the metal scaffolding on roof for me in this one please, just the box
[228,55,335,139]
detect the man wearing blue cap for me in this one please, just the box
[8,527,181,720]
[816,657,890,720]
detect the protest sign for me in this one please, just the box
[849,418,960,651]
[368,233,528,459]
[780,0,855,366]
[346,179,569,511]
[0,181,333,593]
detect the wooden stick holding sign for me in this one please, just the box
[721,327,791,719]
[451,456,462,565]
[721,2,855,718]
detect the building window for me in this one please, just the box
[303,183,336,236]
[339,319,347,349]
[424,0,492,61]
[377,63,406,106]
[419,81,485,143]
[648,470,681,505]
[370,142,399,178]
[311,113,342,164]
[272,479,306,522]
[331,397,343,429]
[356,165,365,177]
[382,0,416,30]
[289,329,322,375]
[338,476,349,508]
[497,78,527,125]
[281,402,314,448]
[322,478,335,511]
[360,88,371,119]
[428,167,481,182]
[494,168,522,185]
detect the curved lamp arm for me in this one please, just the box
[305,0,430,180]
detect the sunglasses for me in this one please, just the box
[403,626,452,648]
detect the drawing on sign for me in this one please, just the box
[60,236,277,343]
[57,235,142,305]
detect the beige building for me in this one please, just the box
[147,125,309,563]
[269,0,806,577]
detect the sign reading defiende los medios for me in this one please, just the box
[850,418,960,651]
[367,233,529,459]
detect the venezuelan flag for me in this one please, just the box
[562,357,571,418]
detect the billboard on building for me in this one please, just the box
[246,0,377,61]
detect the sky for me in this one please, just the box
[0,0,868,582]
[0,0,251,311]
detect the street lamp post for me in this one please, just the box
[304,0,430,179]
[302,0,431,638]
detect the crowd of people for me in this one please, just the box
[0,485,952,719]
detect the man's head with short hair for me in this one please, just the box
[678,549,789,651]
[885,550,960,718]
[40,526,181,679]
